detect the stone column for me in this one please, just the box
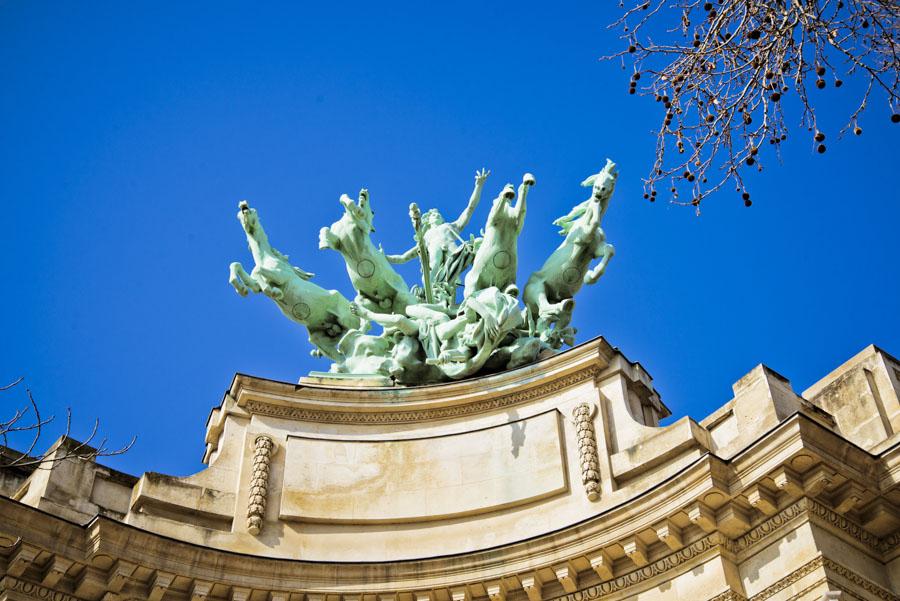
[247,435,275,536]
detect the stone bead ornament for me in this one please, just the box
[247,435,274,536]
[573,403,601,501]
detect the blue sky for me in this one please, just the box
[1,2,897,476]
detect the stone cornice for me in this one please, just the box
[240,363,604,425]
[0,576,82,601]
[823,557,900,601]
[748,556,824,601]
[235,337,614,401]
[544,534,726,601]
[2,450,896,596]
[729,498,807,555]
[2,487,898,601]
[806,498,893,556]
[212,336,674,431]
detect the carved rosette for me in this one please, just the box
[572,403,601,501]
[247,435,275,536]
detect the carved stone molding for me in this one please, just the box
[707,592,747,601]
[243,366,602,425]
[572,403,600,501]
[247,435,275,536]
[545,534,725,601]
[748,556,823,601]
[823,558,900,601]
[806,498,886,554]
[721,555,900,601]
[730,495,892,559]
[546,495,895,601]
[730,498,806,554]
[0,576,83,601]
[881,531,900,556]
[783,577,829,601]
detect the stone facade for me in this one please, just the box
[1,338,898,601]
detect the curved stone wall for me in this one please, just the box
[1,340,899,601]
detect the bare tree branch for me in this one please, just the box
[606,0,900,212]
[1,377,134,470]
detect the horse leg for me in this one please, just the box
[585,242,615,284]
[555,298,575,331]
[253,266,285,301]
[535,290,556,323]
[261,282,284,301]
[229,262,260,297]
[318,226,339,250]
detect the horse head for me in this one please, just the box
[339,188,376,233]
[237,200,262,238]
[492,184,516,211]
[580,159,619,214]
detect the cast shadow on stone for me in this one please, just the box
[507,409,527,458]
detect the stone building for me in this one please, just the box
[1,338,898,601]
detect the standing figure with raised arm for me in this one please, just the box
[387,169,490,306]
[463,173,535,299]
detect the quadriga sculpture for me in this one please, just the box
[524,159,617,348]
[228,161,618,385]
[229,201,361,362]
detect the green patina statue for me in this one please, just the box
[228,160,618,385]
[387,169,489,306]
[318,189,417,315]
[229,201,362,362]
[524,159,617,348]
[463,173,534,299]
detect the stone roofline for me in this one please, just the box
[2,340,898,600]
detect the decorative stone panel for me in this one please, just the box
[279,411,567,523]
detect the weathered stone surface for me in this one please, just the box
[279,410,566,523]
[1,341,898,601]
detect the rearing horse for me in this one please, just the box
[229,201,361,362]
[319,188,416,315]
[523,160,617,347]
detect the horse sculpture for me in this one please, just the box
[462,174,534,299]
[229,201,361,361]
[228,159,619,384]
[523,160,617,347]
[319,189,417,315]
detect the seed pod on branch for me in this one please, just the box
[605,0,899,213]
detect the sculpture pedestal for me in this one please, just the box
[300,371,394,387]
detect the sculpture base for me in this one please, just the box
[299,371,395,387]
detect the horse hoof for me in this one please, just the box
[230,281,248,297]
